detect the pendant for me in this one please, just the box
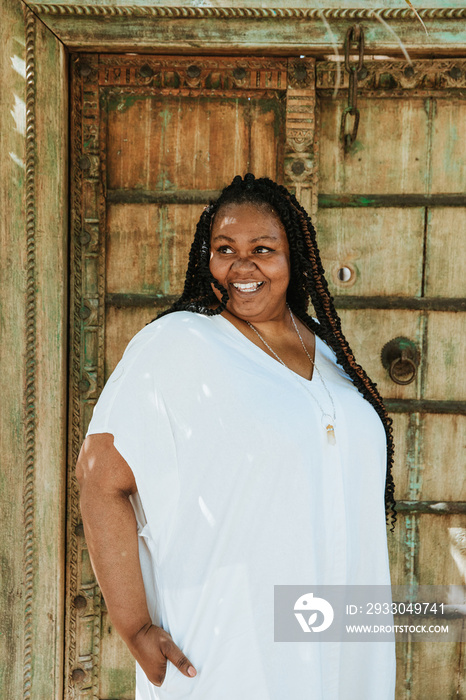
[325,424,336,445]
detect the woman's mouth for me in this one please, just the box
[231,281,265,293]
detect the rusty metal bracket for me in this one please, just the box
[340,24,365,152]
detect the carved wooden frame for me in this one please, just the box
[13,3,466,698]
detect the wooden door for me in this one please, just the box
[67,53,316,699]
[67,54,465,699]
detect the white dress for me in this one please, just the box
[86,310,396,700]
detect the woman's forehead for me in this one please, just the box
[211,202,285,238]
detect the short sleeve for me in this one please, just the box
[86,324,180,549]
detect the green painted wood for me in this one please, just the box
[0,2,68,698]
[105,292,466,312]
[0,1,28,696]
[319,193,466,207]
[33,14,68,699]
[108,190,466,207]
[385,399,466,413]
[24,5,466,54]
[396,501,466,514]
[24,0,466,9]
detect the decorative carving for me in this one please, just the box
[284,58,317,216]
[98,56,288,91]
[32,5,466,20]
[24,9,36,700]
[66,56,84,700]
[317,59,466,93]
[67,52,105,700]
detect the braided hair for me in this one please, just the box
[156,173,396,530]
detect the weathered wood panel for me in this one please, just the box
[391,414,466,503]
[431,99,466,193]
[26,4,466,56]
[417,514,466,584]
[106,94,283,191]
[425,208,466,297]
[410,639,466,699]
[0,2,68,699]
[420,415,466,501]
[338,309,423,399]
[106,203,197,296]
[316,208,425,296]
[424,312,466,400]
[33,13,68,699]
[388,513,466,586]
[0,1,28,695]
[319,97,430,194]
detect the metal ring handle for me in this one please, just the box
[389,352,417,385]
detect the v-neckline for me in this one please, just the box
[211,312,321,384]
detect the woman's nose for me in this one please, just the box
[231,256,257,271]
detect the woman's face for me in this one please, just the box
[209,202,291,323]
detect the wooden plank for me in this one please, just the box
[105,92,284,191]
[388,513,466,587]
[396,501,466,514]
[99,606,135,699]
[410,640,466,700]
[385,399,466,413]
[109,191,466,208]
[1,5,67,699]
[424,312,466,401]
[421,415,466,501]
[390,413,411,500]
[431,100,466,193]
[315,207,424,297]
[106,203,198,296]
[25,6,466,55]
[33,13,68,699]
[333,297,466,311]
[318,194,466,207]
[107,188,220,204]
[0,1,28,696]
[337,309,423,400]
[425,208,466,298]
[417,514,466,585]
[318,97,430,194]
[104,291,466,312]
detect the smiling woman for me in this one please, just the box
[209,203,291,319]
[77,173,397,700]
[208,202,318,380]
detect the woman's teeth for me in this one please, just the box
[232,282,264,293]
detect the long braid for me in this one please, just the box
[154,173,396,531]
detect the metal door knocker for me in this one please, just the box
[381,337,419,385]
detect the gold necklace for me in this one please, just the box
[245,305,337,445]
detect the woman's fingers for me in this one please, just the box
[162,638,197,679]
[130,624,197,686]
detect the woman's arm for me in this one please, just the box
[76,433,197,686]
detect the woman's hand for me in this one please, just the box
[128,622,197,686]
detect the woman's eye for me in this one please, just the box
[218,246,234,254]
[255,246,273,254]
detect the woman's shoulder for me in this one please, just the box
[120,310,212,362]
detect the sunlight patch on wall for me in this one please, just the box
[10,93,26,136]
